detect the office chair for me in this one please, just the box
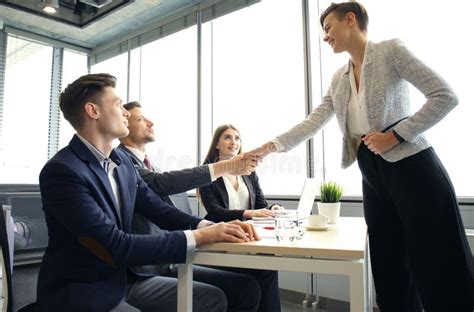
[1,205,37,312]
[169,192,194,215]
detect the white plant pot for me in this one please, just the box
[317,202,341,224]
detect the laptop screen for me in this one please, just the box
[296,178,318,220]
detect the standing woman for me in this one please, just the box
[249,2,473,312]
[199,124,282,312]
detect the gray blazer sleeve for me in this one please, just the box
[274,88,336,152]
[388,39,458,142]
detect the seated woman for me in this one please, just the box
[199,124,282,312]
[199,124,282,223]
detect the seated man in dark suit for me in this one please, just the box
[118,101,280,312]
[37,73,259,312]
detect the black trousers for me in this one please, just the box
[357,144,474,312]
[218,267,281,312]
[166,265,280,312]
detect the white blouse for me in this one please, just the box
[222,176,250,211]
[347,61,371,138]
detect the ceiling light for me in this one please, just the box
[43,0,59,14]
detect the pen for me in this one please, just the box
[263,226,274,230]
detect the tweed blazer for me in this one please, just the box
[274,39,458,168]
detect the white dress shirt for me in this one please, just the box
[76,134,122,226]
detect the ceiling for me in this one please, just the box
[0,0,200,51]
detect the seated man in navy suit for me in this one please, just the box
[37,73,259,312]
[118,101,276,311]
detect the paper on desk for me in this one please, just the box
[255,227,276,239]
[245,219,276,239]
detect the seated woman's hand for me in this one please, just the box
[270,204,285,211]
[244,208,274,219]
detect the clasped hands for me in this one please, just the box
[224,142,276,176]
[223,154,259,176]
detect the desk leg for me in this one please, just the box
[349,263,366,312]
[177,263,193,312]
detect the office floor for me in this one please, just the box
[282,299,380,312]
[281,300,327,312]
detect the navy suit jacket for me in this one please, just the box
[37,135,202,312]
[199,172,269,222]
[117,143,211,206]
[117,143,212,275]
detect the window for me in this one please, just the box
[362,0,474,196]
[205,0,307,195]
[90,52,128,147]
[59,50,88,149]
[0,36,52,183]
[309,0,363,196]
[139,26,198,171]
[128,48,142,104]
[90,53,128,103]
[309,0,474,197]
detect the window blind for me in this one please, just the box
[0,31,6,157]
[48,47,63,159]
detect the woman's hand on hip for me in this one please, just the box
[362,131,400,154]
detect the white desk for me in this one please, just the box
[177,217,372,312]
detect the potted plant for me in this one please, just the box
[317,181,343,224]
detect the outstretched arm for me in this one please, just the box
[245,142,278,159]
[138,154,259,196]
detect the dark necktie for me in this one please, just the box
[143,155,154,172]
[103,159,111,173]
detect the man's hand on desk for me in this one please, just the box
[228,220,260,241]
[193,221,260,246]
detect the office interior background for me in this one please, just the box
[0,0,473,309]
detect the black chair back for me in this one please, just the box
[169,192,193,215]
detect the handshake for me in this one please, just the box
[213,142,277,177]
[212,154,260,176]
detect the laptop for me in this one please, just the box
[252,178,318,238]
[295,178,318,221]
[252,178,318,224]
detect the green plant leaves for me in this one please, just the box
[320,181,343,203]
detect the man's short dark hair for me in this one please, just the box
[60,73,116,130]
[123,101,141,111]
[320,2,368,32]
